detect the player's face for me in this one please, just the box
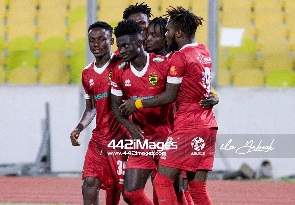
[127,13,149,40]
[116,35,141,62]
[165,22,178,51]
[146,23,166,53]
[88,27,113,58]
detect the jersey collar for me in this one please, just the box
[130,53,150,77]
[179,42,199,51]
[93,53,114,74]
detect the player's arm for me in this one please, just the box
[111,94,144,140]
[199,89,219,109]
[119,82,180,115]
[70,97,96,146]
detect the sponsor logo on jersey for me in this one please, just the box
[108,71,112,81]
[125,79,131,86]
[169,66,177,76]
[149,74,158,85]
[118,61,127,69]
[94,92,109,100]
[153,56,164,62]
[130,95,154,100]
[89,79,94,87]
[197,52,212,64]
[191,137,205,156]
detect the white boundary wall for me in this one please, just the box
[0,85,294,178]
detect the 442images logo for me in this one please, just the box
[107,137,178,156]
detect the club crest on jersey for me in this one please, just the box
[108,71,112,81]
[125,79,131,86]
[89,79,94,87]
[153,56,164,62]
[149,74,158,85]
[169,66,177,76]
[118,61,127,69]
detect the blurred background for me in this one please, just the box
[0,0,294,180]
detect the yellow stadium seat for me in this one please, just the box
[6,50,37,72]
[218,47,229,70]
[7,66,38,84]
[266,69,295,87]
[0,0,8,16]
[0,37,4,51]
[284,0,295,14]
[191,0,208,19]
[37,0,68,42]
[221,11,253,28]
[256,24,288,52]
[68,5,87,28]
[7,36,36,52]
[38,51,67,72]
[192,0,208,12]
[6,0,38,41]
[260,51,293,75]
[68,20,87,43]
[217,68,232,87]
[220,0,253,27]
[190,0,208,45]
[38,51,69,84]
[233,69,264,87]
[195,24,207,45]
[230,52,259,75]
[253,0,284,13]
[39,69,70,84]
[97,0,129,22]
[0,50,4,69]
[68,37,87,83]
[0,67,5,84]
[227,38,257,64]
[68,0,86,10]
[220,0,253,11]
[70,37,87,55]
[39,37,68,54]
[69,53,85,84]
[253,11,285,28]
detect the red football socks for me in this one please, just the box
[105,186,121,205]
[176,190,188,205]
[153,186,159,205]
[153,173,178,205]
[188,181,213,205]
[183,191,194,205]
[124,188,153,205]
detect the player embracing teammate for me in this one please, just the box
[120,6,218,205]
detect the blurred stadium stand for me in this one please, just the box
[0,0,294,87]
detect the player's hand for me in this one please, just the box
[199,93,219,109]
[126,123,145,141]
[70,129,81,146]
[119,99,137,115]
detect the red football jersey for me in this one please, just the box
[111,53,173,143]
[82,54,127,148]
[167,43,218,129]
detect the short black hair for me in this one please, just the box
[165,6,204,38]
[114,20,142,38]
[123,2,152,20]
[149,17,168,37]
[88,21,113,34]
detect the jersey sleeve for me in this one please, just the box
[111,65,124,97]
[81,71,92,99]
[167,52,187,84]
